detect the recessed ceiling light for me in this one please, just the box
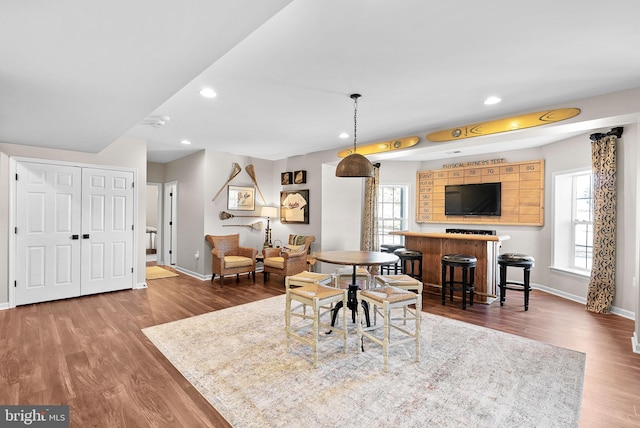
[180,139,192,145]
[484,96,502,105]
[199,87,217,98]
[339,132,349,139]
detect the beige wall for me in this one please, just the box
[146,185,159,228]
[147,161,165,183]
[164,151,207,275]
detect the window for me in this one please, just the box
[552,170,593,275]
[572,173,594,270]
[377,185,408,246]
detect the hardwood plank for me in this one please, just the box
[0,270,637,427]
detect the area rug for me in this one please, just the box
[145,265,179,280]
[142,295,585,427]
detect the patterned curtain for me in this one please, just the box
[360,163,380,252]
[586,134,617,313]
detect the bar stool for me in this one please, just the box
[441,254,477,310]
[497,253,535,311]
[286,283,348,367]
[285,271,333,289]
[374,274,423,293]
[374,274,423,323]
[380,244,405,274]
[334,266,371,289]
[286,271,335,315]
[357,285,421,371]
[394,249,423,281]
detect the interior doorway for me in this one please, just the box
[164,181,178,265]
[146,183,163,264]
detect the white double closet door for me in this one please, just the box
[15,161,135,306]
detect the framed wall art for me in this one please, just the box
[280,189,309,224]
[228,185,255,211]
[281,172,293,185]
[294,170,307,184]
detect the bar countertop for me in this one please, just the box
[390,231,510,242]
[389,230,509,303]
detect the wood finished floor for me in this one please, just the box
[0,268,638,427]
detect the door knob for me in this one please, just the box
[71,234,79,240]
[83,234,90,239]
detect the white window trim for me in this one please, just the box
[377,184,410,246]
[551,167,593,278]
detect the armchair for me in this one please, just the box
[263,235,315,283]
[205,234,257,286]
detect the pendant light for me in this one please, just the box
[336,93,375,178]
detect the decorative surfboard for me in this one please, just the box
[426,108,581,142]
[337,136,420,158]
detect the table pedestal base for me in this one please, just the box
[331,284,370,327]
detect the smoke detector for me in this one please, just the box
[141,115,171,128]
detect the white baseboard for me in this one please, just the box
[633,332,640,354]
[135,282,148,289]
[533,283,586,304]
[533,283,635,320]
[174,266,209,281]
[0,302,9,311]
[611,306,636,320]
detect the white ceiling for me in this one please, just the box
[3,1,640,164]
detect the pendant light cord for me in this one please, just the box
[353,97,358,152]
[351,93,361,153]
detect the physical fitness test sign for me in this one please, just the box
[1,406,69,427]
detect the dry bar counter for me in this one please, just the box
[390,230,510,303]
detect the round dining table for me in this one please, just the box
[313,250,399,326]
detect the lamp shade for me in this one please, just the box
[261,206,278,218]
[335,93,375,178]
[335,153,375,177]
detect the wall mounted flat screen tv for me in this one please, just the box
[444,182,502,216]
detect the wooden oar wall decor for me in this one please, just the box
[337,136,420,158]
[426,108,581,142]
[211,163,268,206]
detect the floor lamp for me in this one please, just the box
[261,206,278,248]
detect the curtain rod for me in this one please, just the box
[589,126,623,141]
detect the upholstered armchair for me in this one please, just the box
[262,235,315,283]
[205,234,257,286]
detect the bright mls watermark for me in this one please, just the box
[1,406,69,427]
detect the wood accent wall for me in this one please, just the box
[417,159,544,226]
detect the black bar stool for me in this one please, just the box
[497,253,535,311]
[441,254,477,310]
[380,244,405,274]
[394,249,423,281]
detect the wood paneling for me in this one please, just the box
[417,159,544,226]
[399,232,505,303]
